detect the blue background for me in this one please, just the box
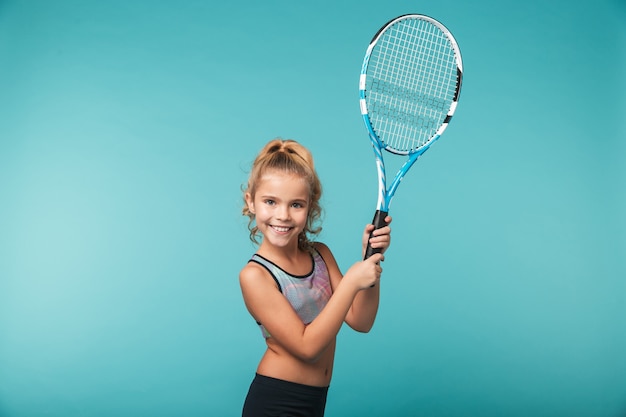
[1,1,625,416]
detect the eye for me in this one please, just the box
[291,201,306,209]
[264,199,275,206]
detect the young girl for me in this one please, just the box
[240,139,392,417]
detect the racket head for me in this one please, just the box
[359,14,463,156]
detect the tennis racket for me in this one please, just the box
[360,14,463,259]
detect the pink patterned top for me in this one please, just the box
[249,247,332,338]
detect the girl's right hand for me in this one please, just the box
[344,253,384,290]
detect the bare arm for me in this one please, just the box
[320,217,392,332]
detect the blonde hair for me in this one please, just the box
[243,139,322,249]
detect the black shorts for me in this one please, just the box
[242,374,329,417]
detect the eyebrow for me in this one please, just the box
[259,195,308,204]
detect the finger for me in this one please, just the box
[371,225,391,237]
[369,235,390,247]
[368,253,384,264]
[371,233,390,242]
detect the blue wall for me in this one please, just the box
[1,1,625,416]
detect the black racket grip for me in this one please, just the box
[364,209,389,260]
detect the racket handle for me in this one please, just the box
[364,209,389,260]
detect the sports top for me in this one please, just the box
[248,247,332,338]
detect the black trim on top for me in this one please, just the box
[248,258,283,293]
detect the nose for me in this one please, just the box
[275,204,290,220]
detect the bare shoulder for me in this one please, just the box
[312,242,342,281]
[239,260,281,323]
[239,261,275,289]
[312,242,335,263]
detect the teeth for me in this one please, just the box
[272,226,291,232]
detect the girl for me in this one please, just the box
[240,139,391,417]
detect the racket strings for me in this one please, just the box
[366,18,459,153]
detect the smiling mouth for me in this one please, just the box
[270,225,292,233]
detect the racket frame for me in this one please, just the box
[359,14,463,258]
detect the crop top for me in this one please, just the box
[248,247,332,338]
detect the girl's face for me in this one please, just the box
[246,170,310,250]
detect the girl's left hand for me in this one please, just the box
[362,215,392,255]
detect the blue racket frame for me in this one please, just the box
[359,14,463,259]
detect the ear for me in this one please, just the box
[245,192,255,214]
